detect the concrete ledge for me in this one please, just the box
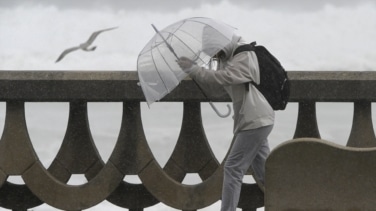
[1,71,376,102]
[265,138,376,210]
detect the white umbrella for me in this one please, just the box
[137,17,236,117]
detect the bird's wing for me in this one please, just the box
[85,26,118,45]
[55,46,80,63]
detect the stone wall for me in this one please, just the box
[0,71,375,210]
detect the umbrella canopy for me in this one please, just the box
[137,17,237,106]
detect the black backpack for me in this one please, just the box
[233,42,290,110]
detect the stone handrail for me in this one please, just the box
[0,71,375,210]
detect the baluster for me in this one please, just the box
[106,101,158,209]
[164,102,219,181]
[53,102,101,174]
[137,101,224,210]
[21,101,124,210]
[293,102,321,139]
[0,101,43,209]
[347,101,376,147]
[0,102,38,173]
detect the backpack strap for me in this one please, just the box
[233,42,257,92]
[233,41,257,56]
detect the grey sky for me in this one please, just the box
[1,0,374,11]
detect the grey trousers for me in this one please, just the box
[221,125,273,211]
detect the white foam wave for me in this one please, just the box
[0,1,375,70]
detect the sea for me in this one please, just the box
[0,1,375,210]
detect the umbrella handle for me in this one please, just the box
[209,102,231,118]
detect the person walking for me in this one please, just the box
[177,28,274,211]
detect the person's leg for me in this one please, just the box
[251,140,270,192]
[221,125,273,211]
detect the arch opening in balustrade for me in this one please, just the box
[372,103,376,132]
[123,175,142,184]
[182,173,202,185]
[24,102,69,168]
[140,102,183,167]
[316,102,353,146]
[87,102,122,162]
[243,174,257,184]
[0,102,5,139]
[269,102,299,150]
[67,174,88,185]
[201,102,233,163]
[6,175,25,185]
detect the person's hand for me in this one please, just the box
[177,57,196,72]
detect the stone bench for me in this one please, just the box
[265,138,376,210]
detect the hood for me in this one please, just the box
[202,25,243,61]
[222,34,244,60]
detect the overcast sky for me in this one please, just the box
[1,0,375,71]
[1,0,375,11]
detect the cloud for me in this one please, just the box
[239,0,376,11]
[1,0,375,12]
[0,1,375,70]
[0,0,217,11]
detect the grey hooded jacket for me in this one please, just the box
[188,35,274,134]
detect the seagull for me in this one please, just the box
[55,26,118,63]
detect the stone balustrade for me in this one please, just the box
[0,71,375,211]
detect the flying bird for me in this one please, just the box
[55,26,118,63]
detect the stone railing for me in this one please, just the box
[0,71,375,211]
